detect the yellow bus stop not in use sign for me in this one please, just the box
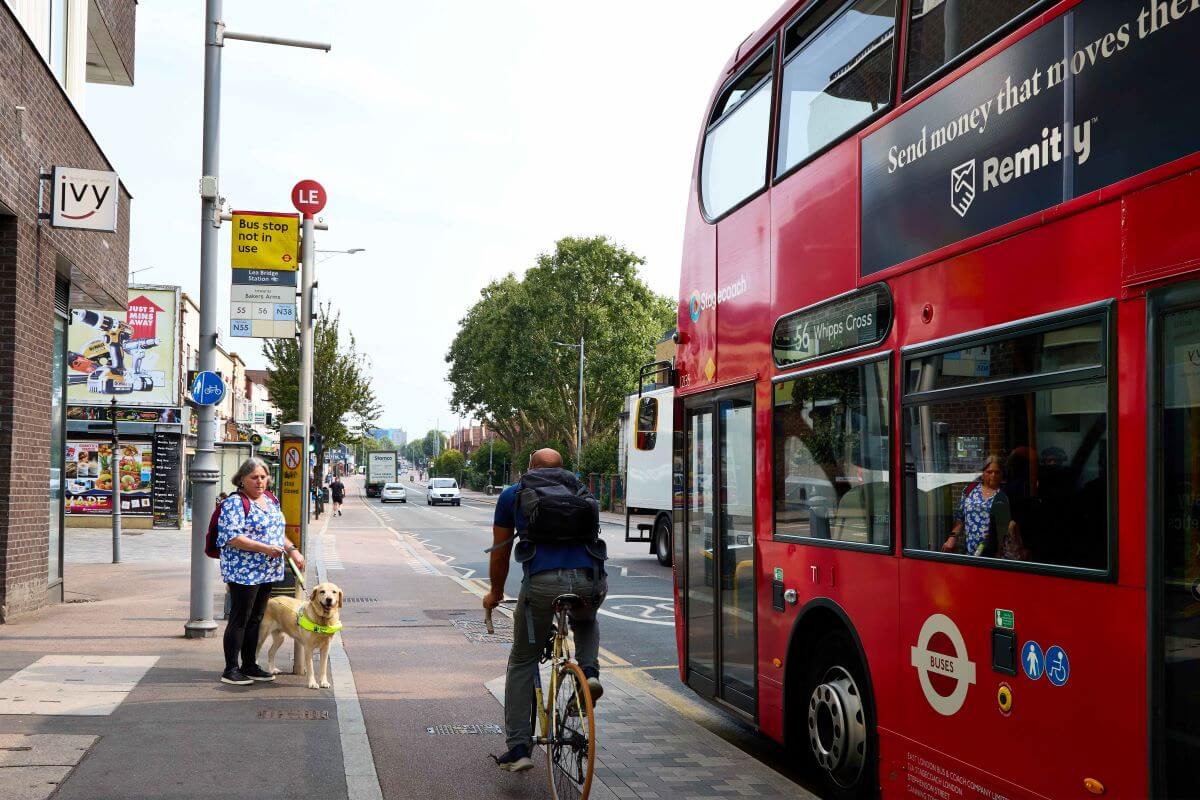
[231,211,299,270]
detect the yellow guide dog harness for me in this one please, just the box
[296,608,343,635]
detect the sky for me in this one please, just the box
[85,1,781,439]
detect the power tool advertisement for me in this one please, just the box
[66,286,180,407]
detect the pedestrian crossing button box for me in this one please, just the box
[992,627,1017,676]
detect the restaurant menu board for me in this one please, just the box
[152,432,182,527]
[64,441,153,516]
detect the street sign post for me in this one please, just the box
[189,370,226,407]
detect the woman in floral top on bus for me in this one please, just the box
[216,457,305,686]
[942,454,1027,559]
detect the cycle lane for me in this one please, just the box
[336,485,818,800]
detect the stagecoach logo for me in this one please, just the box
[688,275,748,323]
[910,613,976,716]
[950,160,976,217]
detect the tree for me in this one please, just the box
[447,236,674,465]
[467,439,512,487]
[264,305,382,473]
[578,432,618,475]
[433,448,465,478]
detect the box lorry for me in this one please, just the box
[621,361,675,566]
[366,451,398,498]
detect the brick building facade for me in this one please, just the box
[0,0,136,621]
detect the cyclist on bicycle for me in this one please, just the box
[484,447,607,772]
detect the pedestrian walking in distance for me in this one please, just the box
[331,475,345,516]
[216,457,304,686]
[484,447,608,771]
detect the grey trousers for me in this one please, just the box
[504,567,606,750]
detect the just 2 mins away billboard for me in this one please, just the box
[861,0,1200,276]
[66,287,180,407]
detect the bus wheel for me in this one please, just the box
[803,632,876,799]
[654,517,671,566]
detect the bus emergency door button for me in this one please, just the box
[992,628,1017,676]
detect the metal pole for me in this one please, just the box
[295,214,315,674]
[577,336,584,469]
[185,0,223,638]
[110,397,121,563]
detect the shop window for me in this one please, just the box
[903,316,1109,571]
[773,358,891,546]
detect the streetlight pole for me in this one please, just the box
[185,0,329,639]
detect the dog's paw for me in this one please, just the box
[307,681,320,690]
[319,679,331,689]
[269,667,282,675]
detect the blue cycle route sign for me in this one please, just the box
[190,370,226,406]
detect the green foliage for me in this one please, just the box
[467,439,512,487]
[514,441,574,475]
[446,236,674,465]
[578,433,618,475]
[433,448,465,477]
[263,305,381,453]
[421,429,448,459]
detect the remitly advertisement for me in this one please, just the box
[861,0,1200,276]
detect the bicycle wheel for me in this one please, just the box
[546,661,595,800]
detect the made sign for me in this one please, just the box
[861,0,1200,275]
[51,166,119,231]
[231,211,299,270]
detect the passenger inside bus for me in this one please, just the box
[904,319,1109,571]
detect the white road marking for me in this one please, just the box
[597,595,675,627]
[314,530,383,800]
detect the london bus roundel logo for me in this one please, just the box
[910,613,977,716]
[689,291,702,322]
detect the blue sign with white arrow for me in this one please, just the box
[190,370,226,406]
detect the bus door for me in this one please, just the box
[1152,283,1200,798]
[683,386,756,716]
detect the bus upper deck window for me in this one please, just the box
[776,0,897,176]
[700,48,774,219]
[904,0,1044,91]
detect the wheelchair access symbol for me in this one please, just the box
[1045,645,1070,687]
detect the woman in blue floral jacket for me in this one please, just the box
[216,458,305,686]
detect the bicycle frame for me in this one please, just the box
[532,604,572,746]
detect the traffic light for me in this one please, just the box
[310,431,324,453]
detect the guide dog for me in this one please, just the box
[256,582,344,689]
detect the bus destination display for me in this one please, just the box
[773,285,892,367]
[861,0,1200,275]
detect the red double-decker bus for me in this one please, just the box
[671,1,1200,797]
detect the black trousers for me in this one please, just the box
[224,582,273,670]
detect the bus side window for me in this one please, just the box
[904,0,1044,91]
[637,397,659,451]
[902,318,1109,572]
[772,358,891,546]
[700,48,774,219]
[777,0,898,177]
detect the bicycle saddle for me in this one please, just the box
[552,593,583,610]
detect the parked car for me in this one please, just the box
[427,478,460,506]
[381,483,407,503]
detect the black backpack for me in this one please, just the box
[517,468,599,545]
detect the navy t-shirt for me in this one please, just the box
[493,483,597,576]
